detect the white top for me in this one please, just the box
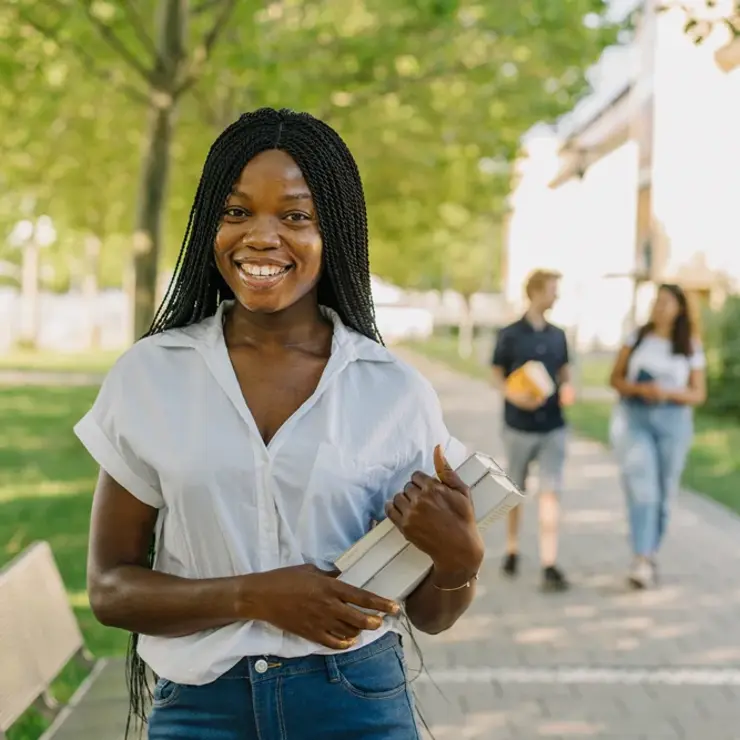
[74,301,467,685]
[624,331,706,390]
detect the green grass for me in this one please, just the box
[1,384,128,740]
[405,336,740,517]
[0,348,122,375]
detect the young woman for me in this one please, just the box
[74,108,485,739]
[609,283,706,589]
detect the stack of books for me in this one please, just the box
[335,452,526,604]
[505,360,555,402]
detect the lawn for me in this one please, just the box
[404,335,740,516]
[0,348,122,375]
[1,384,128,740]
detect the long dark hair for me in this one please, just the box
[126,108,381,737]
[632,283,696,357]
[145,107,380,342]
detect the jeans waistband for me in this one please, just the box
[219,631,400,682]
[623,398,682,409]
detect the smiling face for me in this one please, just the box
[214,149,323,315]
[650,286,682,329]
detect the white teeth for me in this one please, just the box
[238,264,287,277]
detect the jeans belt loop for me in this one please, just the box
[325,654,340,684]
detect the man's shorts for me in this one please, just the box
[502,425,567,494]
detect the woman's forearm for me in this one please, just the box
[664,387,706,406]
[88,565,265,637]
[405,566,477,635]
[611,378,642,398]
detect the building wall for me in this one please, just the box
[505,3,740,349]
[505,136,639,349]
[651,5,740,288]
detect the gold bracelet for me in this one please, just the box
[432,572,480,592]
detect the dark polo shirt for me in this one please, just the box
[492,316,569,433]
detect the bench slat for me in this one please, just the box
[0,542,83,731]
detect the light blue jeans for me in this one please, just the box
[610,402,693,557]
[147,632,420,739]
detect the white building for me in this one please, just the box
[504,0,740,349]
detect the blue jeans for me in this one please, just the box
[147,632,420,740]
[611,402,693,557]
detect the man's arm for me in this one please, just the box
[491,364,507,392]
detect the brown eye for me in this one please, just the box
[223,207,249,220]
[285,212,311,222]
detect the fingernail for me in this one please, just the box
[391,602,401,615]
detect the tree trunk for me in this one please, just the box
[457,294,474,359]
[132,103,175,339]
[131,0,187,340]
[19,238,40,348]
[82,234,101,349]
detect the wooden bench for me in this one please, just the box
[0,541,128,740]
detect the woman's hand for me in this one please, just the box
[248,565,399,650]
[636,383,667,403]
[385,446,485,579]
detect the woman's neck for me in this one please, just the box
[224,296,332,352]
[651,322,672,339]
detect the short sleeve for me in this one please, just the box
[74,352,164,509]
[561,329,570,366]
[623,330,639,349]
[690,341,707,370]
[492,329,512,371]
[370,374,469,522]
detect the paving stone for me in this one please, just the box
[396,349,740,740]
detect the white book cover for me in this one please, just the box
[336,452,526,604]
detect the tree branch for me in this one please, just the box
[18,8,151,106]
[175,0,238,97]
[80,0,156,85]
[120,0,163,67]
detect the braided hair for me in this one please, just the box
[145,107,381,341]
[126,108,381,737]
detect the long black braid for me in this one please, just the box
[146,107,381,341]
[125,108,383,737]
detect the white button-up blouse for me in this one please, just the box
[74,301,467,685]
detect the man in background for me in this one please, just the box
[492,269,574,592]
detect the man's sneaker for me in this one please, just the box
[628,559,656,590]
[502,553,519,578]
[541,565,570,592]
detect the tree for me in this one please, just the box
[7,0,240,338]
[4,0,619,341]
[656,0,739,42]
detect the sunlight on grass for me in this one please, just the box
[1,384,128,740]
[0,348,122,375]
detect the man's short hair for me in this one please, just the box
[525,269,562,299]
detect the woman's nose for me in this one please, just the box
[241,218,281,250]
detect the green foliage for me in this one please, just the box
[1,0,620,304]
[704,296,740,418]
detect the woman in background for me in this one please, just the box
[609,284,706,589]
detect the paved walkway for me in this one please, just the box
[18,352,740,739]
[398,349,740,740]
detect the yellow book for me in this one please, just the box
[506,360,555,401]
